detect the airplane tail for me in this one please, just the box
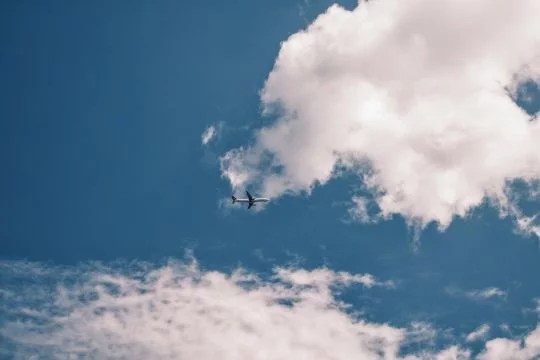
[231,195,236,204]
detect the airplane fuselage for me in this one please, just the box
[233,198,269,203]
[232,191,269,209]
[231,190,270,209]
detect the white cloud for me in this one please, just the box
[466,324,490,342]
[434,346,471,360]
[201,124,217,145]
[275,266,395,289]
[220,0,540,235]
[3,258,540,359]
[0,259,411,359]
[406,322,438,345]
[347,196,380,224]
[445,286,507,302]
[466,288,508,301]
[521,298,540,318]
[477,325,540,360]
[513,211,540,238]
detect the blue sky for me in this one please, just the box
[2,1,540,359]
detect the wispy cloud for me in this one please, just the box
[0,258,406,359]
[2,258,539,359]
[466,324,491,342]
[275,266,396,290]
[201,123,220,145]
[466,287,508,301]
[406,322,438,345]
[445,286,507,302]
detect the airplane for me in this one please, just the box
[231,190,269,209]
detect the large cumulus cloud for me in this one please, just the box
[220,0,540,233]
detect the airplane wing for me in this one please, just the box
[246,191,254,202]
[248,202,254,209]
